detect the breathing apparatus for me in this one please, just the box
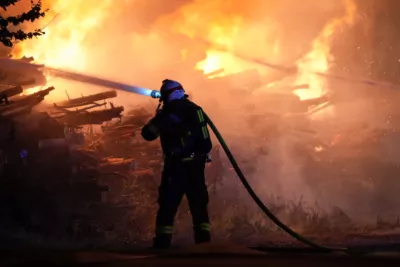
[151,79,189,114]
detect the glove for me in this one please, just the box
[206,153,212,163]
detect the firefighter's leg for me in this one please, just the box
[153,167,184,248]
[186,160,211,244]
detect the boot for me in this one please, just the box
[194,230,211,244]
[152,234,172,249]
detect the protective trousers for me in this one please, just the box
[153,156,210,248]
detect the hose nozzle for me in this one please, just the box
[150,90,161,99]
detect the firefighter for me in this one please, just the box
[141,79,212,249]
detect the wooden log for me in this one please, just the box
[0,97,45,117]
[60,106,124,126]
[54,90,118,108]
[20,56,35,62]
[0,85,23,99]
[204,68,224,78]
[0,87,54,112]
[14,86,54,101]
[307,102,332,115]
[99,158,136,172]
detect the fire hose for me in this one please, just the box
[150,90,354,253]
[202,111,350,253]
[148,88,354,253]
[41,70,363,254]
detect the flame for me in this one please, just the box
[13,0,114,70]
[11,0,114,97]
[162,0,281,78]
[293,0,357,100]
[170,0,357,101]
[11,0,357,105]
[21,85,44,96]
[194,16,243,76]
[196,50,243,77]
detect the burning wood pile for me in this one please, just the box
[52,90,124,126]
[0,68,225,242]
[0,85,54,118]
[2,58,399,243]
[0,67,146,240]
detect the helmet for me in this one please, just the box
[160,79,184,101]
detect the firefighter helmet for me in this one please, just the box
[160,79,184,101]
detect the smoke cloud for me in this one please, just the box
[6,0,398,223]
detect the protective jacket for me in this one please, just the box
[141,97,212,248]
[141,98,212,159]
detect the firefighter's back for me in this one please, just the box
[160,99,212,159]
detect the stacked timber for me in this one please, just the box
[51,90,124,126]
[0,82,133,239]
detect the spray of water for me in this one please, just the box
[0,57,157,97]
[44,67,156,97]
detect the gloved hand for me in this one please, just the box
[206,153,212,163]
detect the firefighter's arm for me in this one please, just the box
[141,117,160,141]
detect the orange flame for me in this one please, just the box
[293,0,357,100]
[11,0,114,97]
[10,0,357,105]
[168,0,357,101]
[13,0,114,70]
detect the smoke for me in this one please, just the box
[9,0,396,222]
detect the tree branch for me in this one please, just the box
[0,0,21,11]
[0,0,48,47]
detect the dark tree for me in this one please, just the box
[0,0,48,47]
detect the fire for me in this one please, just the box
[10,0,357,105]
[194,17,242,76]
[11,0,114,97]
[293,0,357,100]
[196,50,244,77]
[170,0,357,101]
[13,0,114,70]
